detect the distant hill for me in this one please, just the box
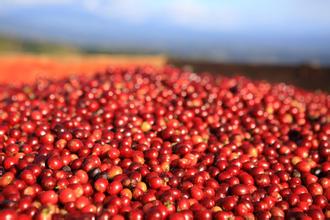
[0,35,161,56]
[0,35,81,54]
[1,34,330,67]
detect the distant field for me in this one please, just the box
[0,54,167,84]
[0,53,328,92]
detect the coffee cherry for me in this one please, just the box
[0,66,328,219]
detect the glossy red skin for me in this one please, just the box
[107,181,123,196]
[94,178,108,193]
[231,184,249,196]
[38,190,58,205]
[59,188,76,203]
[190,186,204,201]
[0,209,17,220]
[75,196,90,210]
[67,139,84,152]
[47,156,63,170]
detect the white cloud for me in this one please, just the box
[79,0,240,30]
[81,0,165,24]
[167,0,241,31]
[1,0,330,32]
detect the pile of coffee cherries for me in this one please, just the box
[0,66,329,219]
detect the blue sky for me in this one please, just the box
[0,0,330,64]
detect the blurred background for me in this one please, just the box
[0,0,329,91]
